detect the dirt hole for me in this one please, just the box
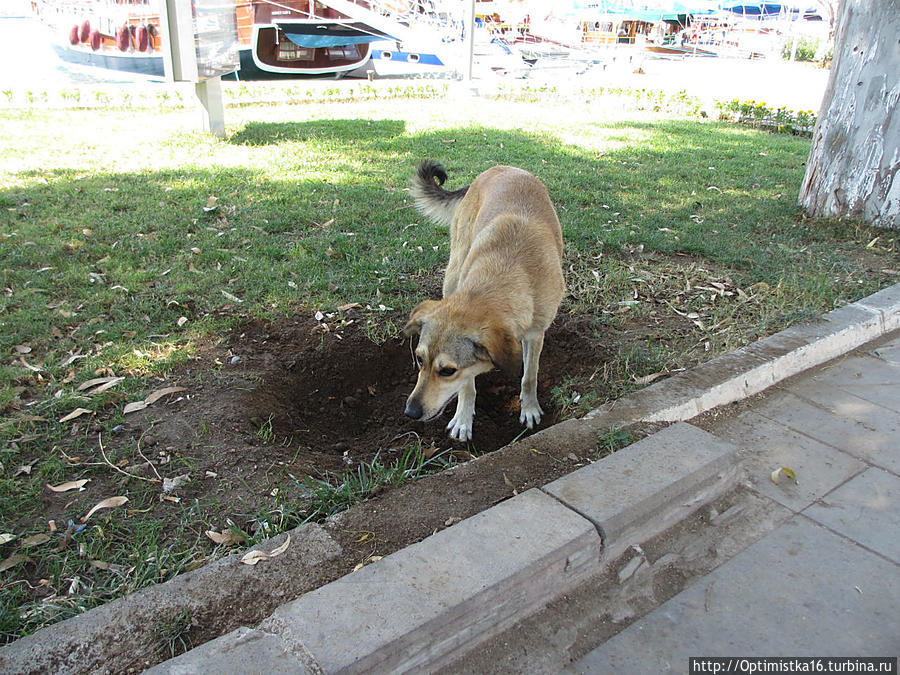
[125,307,611,513]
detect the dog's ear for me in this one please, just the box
[403,299,440,337]
[475,323,522,379]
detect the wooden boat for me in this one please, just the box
[31,0,404,79]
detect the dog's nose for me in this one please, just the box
[405,399,423,420]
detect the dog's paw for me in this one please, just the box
[447,415,473,442]
[519,400,543,429]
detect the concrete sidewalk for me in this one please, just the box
[141,285,898,674]
[569,333,900,673]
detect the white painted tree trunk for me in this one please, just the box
[798,0,900,229]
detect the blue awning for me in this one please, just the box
[277,22,399,49]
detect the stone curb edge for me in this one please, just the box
[531,282,900,449]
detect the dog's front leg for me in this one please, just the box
[519,333,544,429]
[447,378,476,441]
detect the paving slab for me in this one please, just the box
[144,627,321,675]
[713,410,865,512]
[780,382,900,473]
[752,389,900,472]
[797,353,900,414]
[804,468,900,564]
[543,422,742,561]
[871,335,900,365]
[258,488,600,674]
[569,516,900,673]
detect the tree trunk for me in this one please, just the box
[798,0,900,229]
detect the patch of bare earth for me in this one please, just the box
[106,307,610,517]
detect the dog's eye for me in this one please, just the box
[415,354,424,368]
[438,367,457,377]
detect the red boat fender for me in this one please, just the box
[135,25,149,52]
[79,19,91,43]
[90,29,101,51]
[116,25,130,52]
[68,25,80,46]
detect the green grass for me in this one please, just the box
[292,444,458,523]
[1,84,898,643]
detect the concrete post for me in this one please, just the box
[195,76,225,137]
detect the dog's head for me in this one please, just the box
[402,299,521,423]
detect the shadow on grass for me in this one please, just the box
[0,116,845,357]
[228,118,407,146]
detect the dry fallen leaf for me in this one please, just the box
[239,535,291,566]
[0,553,25,573]
[21,533,51,548]
[0,533,17,545]
[205,529,243,547]
[46,479,89,493]
[633,371,666,385]
[123,386,186,415]
[144,386,186,406]
[77,376,124,395]
[82,496,128,522]
[59,408,92,423]
[352,554,384,572]
[19,357,43,372]
[89,559,125,572]
[123,401,147,415]
[771,466,798,485]
[162,474,190,493]
[203,196,218,212]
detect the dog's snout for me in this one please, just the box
[405,398,423,420]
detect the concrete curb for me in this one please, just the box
[526,283,900,451]
[0,524,342,675]
[3,284,898,674]
[147,423,742,675]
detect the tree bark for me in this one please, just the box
[798,0,900,229]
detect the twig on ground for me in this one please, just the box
[99,433,160,483]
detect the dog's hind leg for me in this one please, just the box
[447,377,476,441]
[519,333,544,429]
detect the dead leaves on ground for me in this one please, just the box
[569,252,774,350]
[239,535,291,566]
[123,386,186,415]
[771,466,799,486]
[81,496,129,522]
[46,479,89,493]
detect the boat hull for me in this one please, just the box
[50,42,165,77]
[37,0,398,80]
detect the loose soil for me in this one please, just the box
[96,305,618,522]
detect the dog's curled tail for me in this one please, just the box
[410,160,468,227]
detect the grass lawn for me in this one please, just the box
[1,82,898,643]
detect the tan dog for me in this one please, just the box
[403,160,565,441]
